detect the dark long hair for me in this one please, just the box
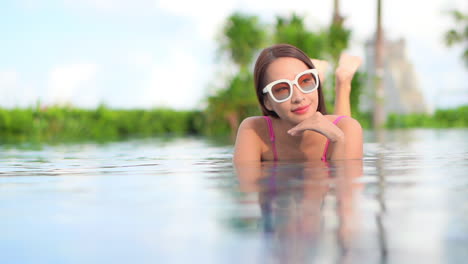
[253,43,327,117]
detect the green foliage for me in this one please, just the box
[386,105,468,128]
[354,111,372,130]
[219,13,267,69]
[274,13,327,59]
[444,10,468,67]
[208,13,267,136]
[0,106,202,144]
[350,71,366,115]
[203,70,260,136]
[274,15,351,64]
[325,22,352,63]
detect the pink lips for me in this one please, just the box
[292,105,310,115]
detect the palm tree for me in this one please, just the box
[206,13,266,137]
[332,0,344,25]
[444,10,468,68]
[219,13,266,71]
[373,0,385,129]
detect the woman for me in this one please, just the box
[233,44,363,162]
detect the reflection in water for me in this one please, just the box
[375,129,388,263]
[235,159,385,263]
[2,130,468,263]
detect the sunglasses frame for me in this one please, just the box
[262,69,320,103]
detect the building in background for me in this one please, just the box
[362,37,431,115]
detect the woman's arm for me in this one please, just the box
[287,113,363,160]
[233,117,263,163]
[287,112,346,160]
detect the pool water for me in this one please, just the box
[1,129,467,264]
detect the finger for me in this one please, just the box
[288,129,304,136]
[287,123,306,135]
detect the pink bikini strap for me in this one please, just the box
[321,115,347,161]
[263,116,278,161]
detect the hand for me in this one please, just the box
[287,112,344,142]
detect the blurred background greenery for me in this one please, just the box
[1,10,467,144]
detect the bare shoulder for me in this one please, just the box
[236,116,271,143]
[325,115,362,131]
[324,114,339,122]
[337,116,362,131]
[238,116,267,130]
[233,116,269,163]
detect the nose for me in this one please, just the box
[290,84,305,103]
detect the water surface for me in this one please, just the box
[1,129,467,264]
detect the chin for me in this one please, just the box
[286,113,311,125]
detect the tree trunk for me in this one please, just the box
[332,0,344,25]
[373,0,386,129]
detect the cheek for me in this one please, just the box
[264,97,272,111]
[265,97,285,115]
[311,89,319,99]
[272,102,291,119]
[304,90,319,112]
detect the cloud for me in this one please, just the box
[0,70,20,107]
[62,0,118,9]
[138,48,211,110]
[47,63,99,107]
[127,52,154,69]
[0,70,18,88]
[62,0,157,12]
[0,70,39,108]
[156,0,237,40]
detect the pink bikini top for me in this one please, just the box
[262,115,347,161]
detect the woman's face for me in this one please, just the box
[264,57,319,124]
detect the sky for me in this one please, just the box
[1,0,467,110]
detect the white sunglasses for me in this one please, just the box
[262,69,320,103]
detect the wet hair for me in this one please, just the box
[253,43,327,118]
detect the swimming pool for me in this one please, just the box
[1,129,467,263]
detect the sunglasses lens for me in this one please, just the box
[298,72,318,92]
[271,82,291,101]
